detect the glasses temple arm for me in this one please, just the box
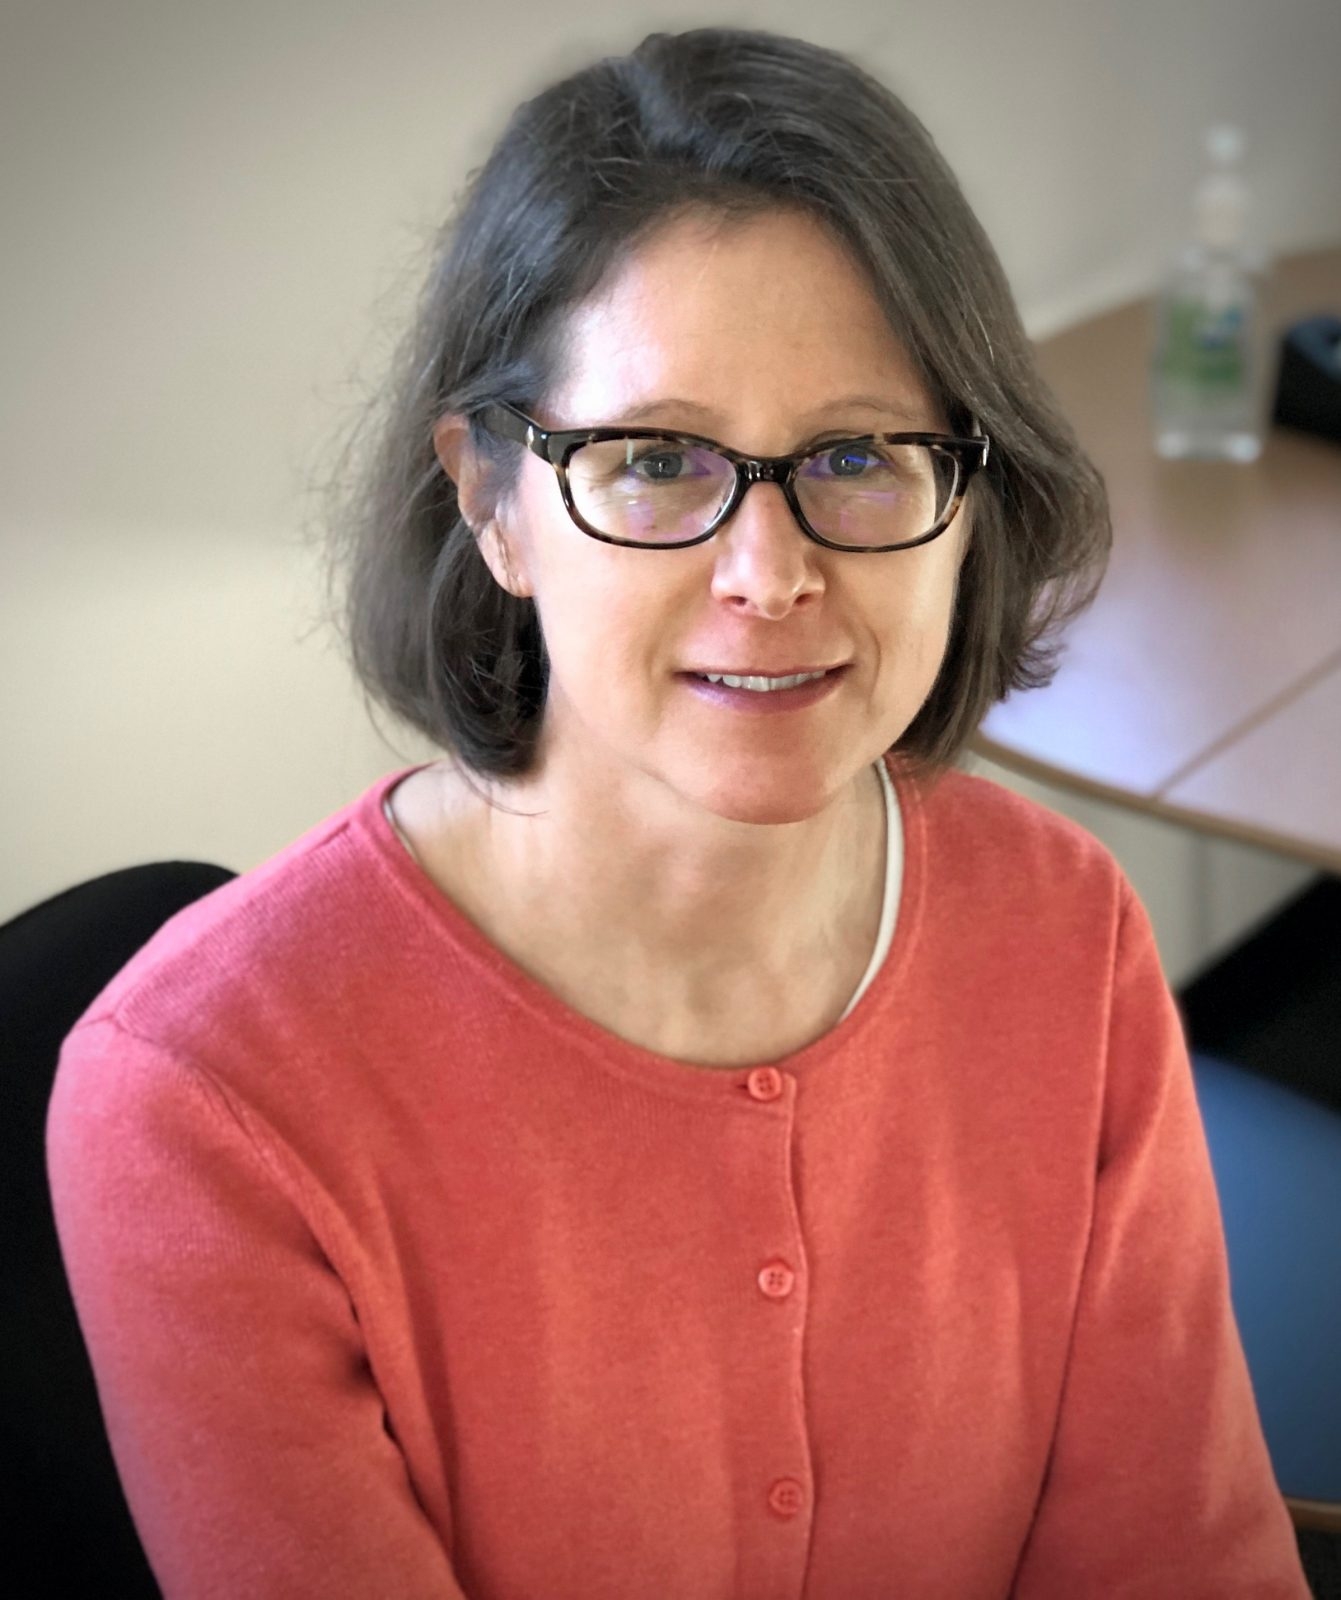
[477,403,549,458]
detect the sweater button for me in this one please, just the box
[757,1260,795,1298]
[767,1478,806,1518]
[745,1066,783,1101]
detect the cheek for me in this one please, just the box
[868,548,962,687]
[895,548,961,630]
[527,540,691,693]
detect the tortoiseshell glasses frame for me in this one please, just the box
[476,401,990,553]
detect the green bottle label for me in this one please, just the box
[1159,298,1246,391]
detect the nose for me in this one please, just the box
[708,480,825,619]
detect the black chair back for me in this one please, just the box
[1,862,236,1600]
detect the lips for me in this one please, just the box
[681,663,847,679]
[678,663,850,713]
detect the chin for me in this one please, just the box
[678,758,850,828]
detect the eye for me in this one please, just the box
[809,442,889,479]
[632,448,688,482]
[624,443,724,484]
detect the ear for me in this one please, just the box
[432,413,533,599]
[432,413,492,531]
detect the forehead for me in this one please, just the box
[546,207,937,431]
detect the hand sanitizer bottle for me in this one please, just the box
[1152,125,1263,462]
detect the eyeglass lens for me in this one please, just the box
[565,437,959,546]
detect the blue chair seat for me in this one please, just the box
[1191,1053,1341,1504]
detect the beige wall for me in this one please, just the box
[3,0,1337,978]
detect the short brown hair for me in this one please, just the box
[325,27,1110,776]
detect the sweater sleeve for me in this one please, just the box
[1010,885,1309,1598]
[46,1015,469,1600]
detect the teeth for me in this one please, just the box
[701,670,829,691]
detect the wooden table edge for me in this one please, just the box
[1286,1495,1341,1534]
[968,734,1341,877]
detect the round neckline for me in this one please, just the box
[356,755,926,1100]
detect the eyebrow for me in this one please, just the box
[614,395,935,436]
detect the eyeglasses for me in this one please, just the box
[476,401,990,553]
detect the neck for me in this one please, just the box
[468,745,887,1020]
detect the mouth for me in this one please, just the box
[682,665,848,693]
[678,662,851,712]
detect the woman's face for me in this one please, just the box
[476,206,970,826]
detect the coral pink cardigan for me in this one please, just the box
[47,761,1308,1598]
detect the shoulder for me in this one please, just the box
[894,758,1132,957]
[916,762,1122,880]
[49,765,479,1226]
[64,769,425,1076]
[921,764,1126,876]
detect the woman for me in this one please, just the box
[47,26,1308,1599]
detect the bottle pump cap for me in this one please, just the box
[1193,124,1248,250]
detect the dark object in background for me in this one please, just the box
[1271,315,1341,445]
[1298,1526,1341,1600]
[1180,876,1341,1116]
[1179,875,1341,1597]
[1,861,236,1600]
